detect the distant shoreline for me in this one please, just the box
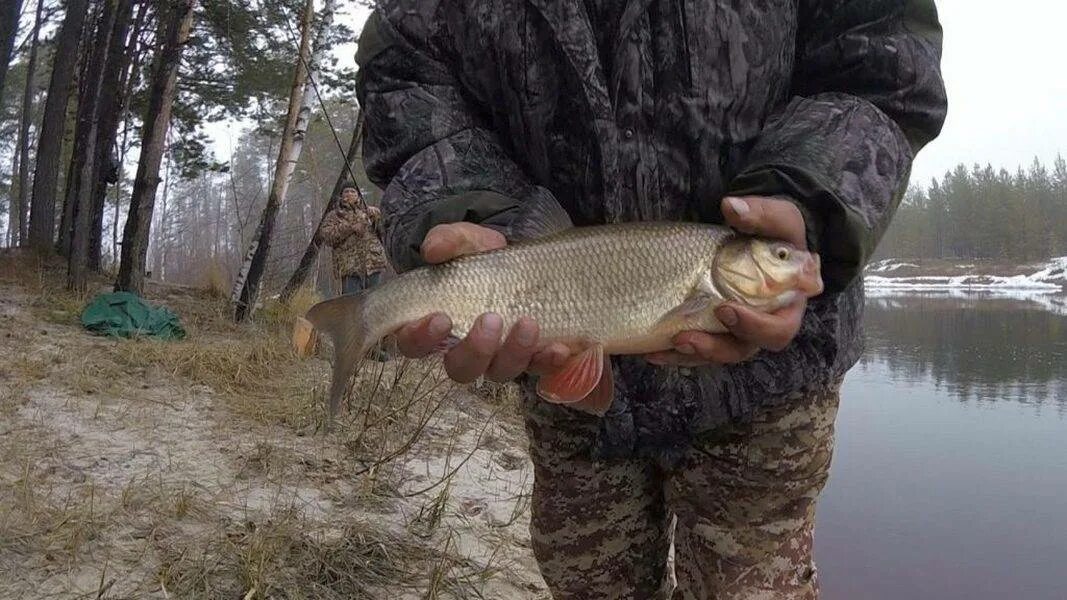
[864,257,1067,293]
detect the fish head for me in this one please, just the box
[712,237,823,311]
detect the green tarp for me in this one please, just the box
[80,292,186,340]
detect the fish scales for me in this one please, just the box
[304,220,822,417]
[360,223,735,348]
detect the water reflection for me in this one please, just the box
[860,291,1067,408]
[816,290,1067,600]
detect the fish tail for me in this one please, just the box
[305,293,372,418]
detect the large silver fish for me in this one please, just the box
[306,215,822,417]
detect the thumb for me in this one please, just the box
[421,222,507,264]
[721,196,807,248]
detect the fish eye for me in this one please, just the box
[775,247,790,261]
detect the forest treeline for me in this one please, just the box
[0,0,1064,316]
[0,0,375,321]
[876,156,1067,262]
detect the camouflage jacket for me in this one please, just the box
[355,0,947,461]
[319,204,388,279]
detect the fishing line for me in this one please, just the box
[280,13,369,210]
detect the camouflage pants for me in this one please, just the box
[525,388,839,600]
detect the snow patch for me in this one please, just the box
[864,287,1067,317]
[1030,256,1067,285]
[865,274,1062,291]
[867,259,920,273]
[865,256,1067,292]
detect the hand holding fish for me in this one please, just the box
[646,196,818,367]
[306,200,824,417]
[393,222,574,383]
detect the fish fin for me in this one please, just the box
[657,294,713,326]
[305,293,370,418]
[536,343,604,404]
[291,316,318,358]
[508,197,574,241]
[568,356,614,416]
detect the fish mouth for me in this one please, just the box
[795,253,824,297]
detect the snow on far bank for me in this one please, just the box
[1030,256,1067,285]
[865,274,1062,291]
[865,287,1067,317]
[867,259,921,273]
[864,256,1067,292]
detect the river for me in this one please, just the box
[816,291,1067,599]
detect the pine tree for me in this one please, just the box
[12,0,45,246]
[27,0,91,251]
[68,0,122,291]
[0,0,23,108]
[115,0,196,295]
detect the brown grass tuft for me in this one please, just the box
[0,250,539,599]
[0,464,108,574]
[198,258,232,299]
[154,512,463,599]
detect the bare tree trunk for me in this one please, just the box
[57,6,103,258]
[109,17,147,269]
[13,0,44,247]
[27,0,90,251]
[6,150,19,247]
[115,0,195,295]
[68,0,120,292]
[0,0,23,108]
[88,0,141,270]
[278,115,363,303]
[231,0,320,322]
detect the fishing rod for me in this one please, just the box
[281,14,372,214]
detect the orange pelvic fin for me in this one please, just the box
[568,356,614,416]
[537,343,614,415]
[291,316,318,358]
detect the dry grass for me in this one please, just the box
[0,464,477,599]
[154,513,459,599]
[0,250,544,599]
[198,259,232,299]
[114,329,326,427]
[0,464,107,574]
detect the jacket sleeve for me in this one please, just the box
[319,209,359,247]
[354,4,569,272]
[728,0,948,292]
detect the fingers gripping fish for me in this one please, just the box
[305,213,822,418]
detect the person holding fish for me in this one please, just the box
[310,2,947,597]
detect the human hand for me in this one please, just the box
[393,222,572,383]
[366,206,382,220]
[646,196,821,367]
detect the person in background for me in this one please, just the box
[320,186,387,296]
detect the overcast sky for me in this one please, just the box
[911,0,1065,183]
[319,0,1064,188]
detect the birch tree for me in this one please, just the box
[278,113,362,303]
[232,0,335,322]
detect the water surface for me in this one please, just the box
[816,291,1067,600]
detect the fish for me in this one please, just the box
[305,210,823,418]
